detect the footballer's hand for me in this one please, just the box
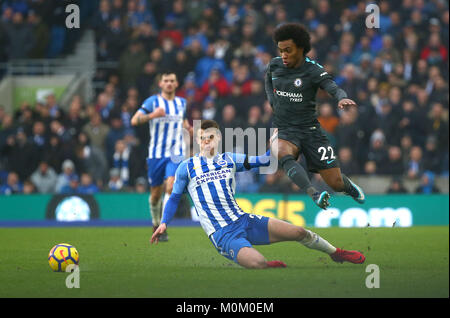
[151,107,166,119]
[150,223,167,245]
[338,99,357,110]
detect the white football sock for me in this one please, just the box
[299,229,337,254]
[150,196,162,226]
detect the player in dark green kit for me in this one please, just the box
[265,23,365,209]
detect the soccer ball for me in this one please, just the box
[48,243,79,272]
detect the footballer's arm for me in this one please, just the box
[130,107,165,126]
[231,150,272,172]
[319,78,357,110]
[264,65,275,109]
[183,119,193,137]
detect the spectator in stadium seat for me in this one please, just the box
[14,102,35,136]
[335,108,359,150]
[0,171,23,195]
[91,0,111,37]
[377,102,401,146]
[103,16,129,61]
[400,134,413,167]
[111,139,131,186]
[4,128,39,181]
[134,176,147,193]
[364,160,377,176]
[159,37,179,71]
[398,100,426,145]
[30,120,47,160]
[45,134,65,174]
[230,64,254,97]
[107,168,124,192]
[415,171,440,194]
[380,146,404,176]
[95,92,114,122]
[195,44,227,86]
[427,102,449,154]
[118,41,148,89]
[406,146,424,179]
[200,67,231,98]
[3,11,33,59]
[82,112,110,153]
[59,174,80,194]
[55,159,77,193]
[169,0,190,31]
[201,96,217,121]
[65,96,87,138]
[420,32,448,67]
[173,50,191,85]
[177,72,204,105]
[30,160,57,194]
[183,24,209,52]
[386,177,409,194]
[77,173,100,194]
[216,104,244,137]
[74,132,108,188]
[367,130,389,171]
[185,0,208,25]
[0,113,15,150]
[110,0,126,22]
[49,120,71,144]
[137,61,158,99]
[45,94,64,122]
[338,147,360,176]
[23,179,37,194]
[422,136,442,174]
[27,11,49,59]
[157,14,183,47]
[313,24,333,62]
[317,103,339,135]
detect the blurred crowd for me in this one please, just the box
[0,0,448,195]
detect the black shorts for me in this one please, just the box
[277,125,340,173]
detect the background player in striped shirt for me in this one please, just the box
[131,72,191,241]
[151,120,365,269]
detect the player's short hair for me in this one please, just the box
[158,71,178,81]
[200,119,220,131]
[273,23,311,55]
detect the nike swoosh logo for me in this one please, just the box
[327,159,335,164]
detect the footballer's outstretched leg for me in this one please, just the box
[267,218,365,265]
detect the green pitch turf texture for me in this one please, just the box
[0,226,448,298]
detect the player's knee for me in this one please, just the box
[150,193,161,206]
[295,227,308,241]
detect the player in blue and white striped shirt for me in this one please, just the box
[131,72,191,241]
[151,120,365,269]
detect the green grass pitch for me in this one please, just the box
[0,225,448,298]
